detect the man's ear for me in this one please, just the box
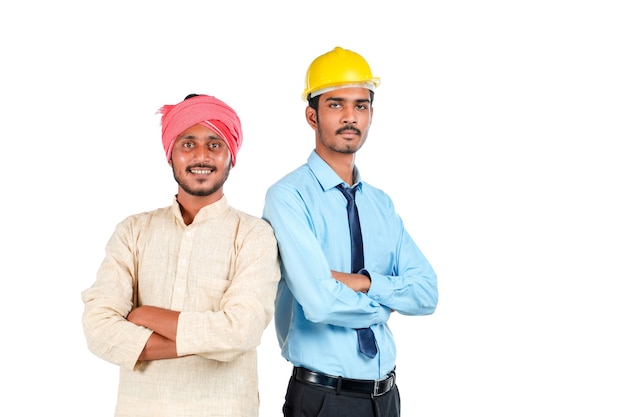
[305,106,317,130]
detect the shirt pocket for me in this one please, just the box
[364,227,399,276]
[188,275,231,311]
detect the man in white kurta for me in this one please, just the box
[82,94,280,417]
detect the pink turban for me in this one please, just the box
[158,95,243,166]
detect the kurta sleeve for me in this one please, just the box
[81,218,153,370]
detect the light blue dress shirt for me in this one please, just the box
[263,150,438,380]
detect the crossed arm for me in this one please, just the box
[331,271,371,293]
[127,273,369,362]
[127,306,181,361]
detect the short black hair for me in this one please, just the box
[307,90,375,111]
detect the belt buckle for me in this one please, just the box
[371,374,393,397]
[371,378,383,397]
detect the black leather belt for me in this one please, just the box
[294,367,395,397]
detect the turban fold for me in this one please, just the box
[158,95,243,166]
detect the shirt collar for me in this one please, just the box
[307,150,362,192]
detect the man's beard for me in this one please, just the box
[319,125,365,154]
[173,164,230,197]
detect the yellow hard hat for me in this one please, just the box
[302,46,381,101]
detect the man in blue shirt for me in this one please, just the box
[263,46,438,417]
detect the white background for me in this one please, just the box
[1,1,625,416]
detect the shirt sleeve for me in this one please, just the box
[175,219,280,361]
[366,213,438,316]
[81,219,153,371]
[263,183,390,329]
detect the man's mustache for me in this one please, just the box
[336,126,361,135]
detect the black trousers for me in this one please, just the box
[282,373,401,417]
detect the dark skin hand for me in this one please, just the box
[332,271,394,313]
[127,305,182,361]
[331,271,371,293]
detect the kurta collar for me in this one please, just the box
[171,194,230,225]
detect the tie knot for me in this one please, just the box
[337,184,357,201]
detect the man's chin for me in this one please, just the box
[180,184,221,197]
[334,145,358,154]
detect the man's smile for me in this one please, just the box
[188,166,215,175]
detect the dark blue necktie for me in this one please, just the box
[336,185,377,359]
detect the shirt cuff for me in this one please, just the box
[358,268,371,279]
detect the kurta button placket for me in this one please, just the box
[171,227,194,309]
